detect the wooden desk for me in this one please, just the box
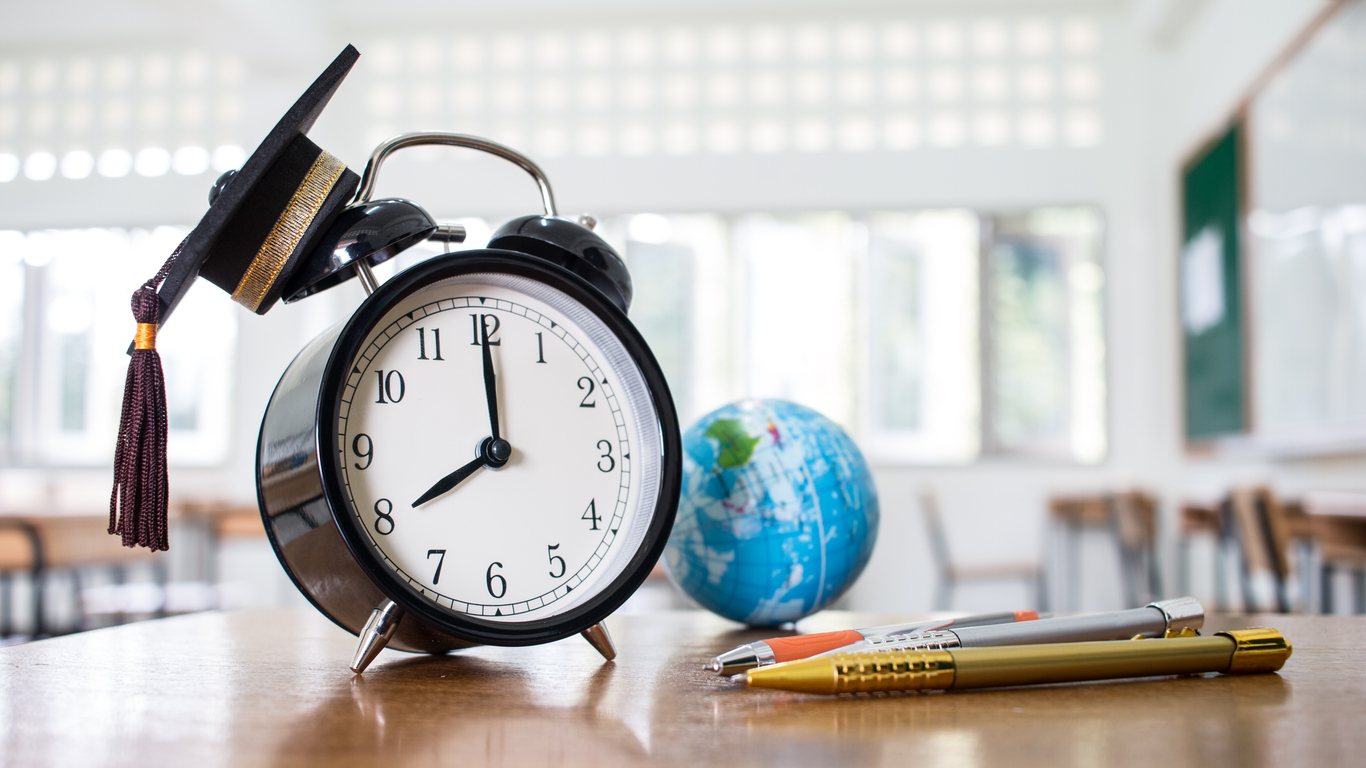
[1,609,1363,767]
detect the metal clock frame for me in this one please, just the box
[325,250,680,643]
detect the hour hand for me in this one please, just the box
[412,454,487,508]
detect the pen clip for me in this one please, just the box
[1128,627,1200,641]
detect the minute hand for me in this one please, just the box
[412,455,487,508]
[481,328,500,441]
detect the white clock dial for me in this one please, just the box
[336,272,662,622]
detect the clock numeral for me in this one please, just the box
[485,562,506,599]
[577,377,597,408]
[373,370,405,404]
[597,440,615,472]
[535,332,546,364]
[427,549,447,584]
[581,499,601,530]
[373,498,395,535]
[547,544,566,579]
[470,313,501,346]
[416,327,444,360]
[351,433,373,470]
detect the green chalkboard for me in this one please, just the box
[1181,121,1246,439]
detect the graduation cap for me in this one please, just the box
[159,44,362,322]
[110,45,363,551]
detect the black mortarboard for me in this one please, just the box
[155,44,362,324]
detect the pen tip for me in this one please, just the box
[705,659,721,673]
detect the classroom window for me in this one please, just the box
[0,226,236,467]
[984,208,1106,461]
[595,206,1107,464]
[0,251,23,451]
[860,210,981,463]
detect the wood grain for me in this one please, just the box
[0,609,1363,767]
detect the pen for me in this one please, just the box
[746,627,1292,695]
[815,597,1204,658]
[707,610,1040,675]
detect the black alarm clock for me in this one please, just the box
[256,133,681,672]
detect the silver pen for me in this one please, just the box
[814,597,1205,657]
[707,610,1042,676]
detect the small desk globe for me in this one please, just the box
[662,399,879,626]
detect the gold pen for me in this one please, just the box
[746,628,1291,695]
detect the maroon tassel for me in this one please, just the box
[109,247,181,551]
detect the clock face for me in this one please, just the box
[332,270,664,624]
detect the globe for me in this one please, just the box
[662,399,879,626]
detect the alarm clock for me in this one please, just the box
[256,133,682,673]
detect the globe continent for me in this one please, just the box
[663,399,879,626]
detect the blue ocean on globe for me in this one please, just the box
[663,399,879,626]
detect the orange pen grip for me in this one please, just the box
[1014,611,1040,622]
[766,630,866,662]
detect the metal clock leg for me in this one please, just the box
[350,600,405,674]
[580,622,616,661]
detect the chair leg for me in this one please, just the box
[71,569,87,634]
[1237,541,1258,613]
[1148,545,1163,604]
[1035,569,1049,613]
[1322,564,1335,615]
[935,577,952,612]
[0,573,10,638]
[1354,570,1366,615]
[1117,545,1138,609]
[154,560,168,619]
[1214,538,1230,612]
[31,567,45,639]
[1068,524,1081,612]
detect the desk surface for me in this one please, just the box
[1,609,1363,767]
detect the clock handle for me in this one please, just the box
[581,622,617,662]
[352,132,558,217]
[350,599,406,674]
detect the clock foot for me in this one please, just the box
[351,600,405,674]
[581,622,616,661]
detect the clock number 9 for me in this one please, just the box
[597,440,615,472]
[351,433,373,470]
[373,498,395,535]
[485,562,506,598]
[547,544,566,579]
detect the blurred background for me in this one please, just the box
[1,0,1364,639]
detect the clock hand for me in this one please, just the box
[411,454,487,508]
[481,324,501,442]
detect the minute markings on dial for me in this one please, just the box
[337,292,635,617]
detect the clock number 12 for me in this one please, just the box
[470,314,501,346]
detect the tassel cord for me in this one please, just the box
[109,240,184,551]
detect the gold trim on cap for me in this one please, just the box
[231,151,346,312]
[1216,628,1293,674]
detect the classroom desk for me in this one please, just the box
[1,609,1363,767]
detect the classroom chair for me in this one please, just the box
[920,491,1047,611]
